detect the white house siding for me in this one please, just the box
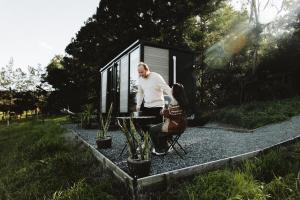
[144,46,169,84]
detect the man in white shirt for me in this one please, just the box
[136,62,172,122]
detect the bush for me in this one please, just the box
[168,141,300,200]
[51,179,116,200]
[213,96,300,129]
[179,170,265,200]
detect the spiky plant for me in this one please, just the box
[139,131,150,160]
[117,118,151,160]
[96,103,113,140]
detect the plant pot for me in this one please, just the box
[127,157,151,178]
[96,136,112,149]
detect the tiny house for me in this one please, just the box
[100,40,196,115]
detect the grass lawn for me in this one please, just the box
[1,116,300,199]
[0,118,125,200]
[149,140,300,200]
[213,96,300,129]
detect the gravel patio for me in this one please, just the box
[64,115,300,176]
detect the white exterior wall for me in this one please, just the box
[144,46,169,84]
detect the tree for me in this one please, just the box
[0,58,50,124]
[44,0,224,112]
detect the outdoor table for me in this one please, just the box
[116,116,157,127]
[116,116,157,157]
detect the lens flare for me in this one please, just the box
[204,0,300,69]
[204,22,254,69]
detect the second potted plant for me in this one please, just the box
[96,103,113,149]
[118,118,151,178]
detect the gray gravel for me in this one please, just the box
[64,115,300,175]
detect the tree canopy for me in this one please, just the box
[44,0,224,112]
[42,0,300,114]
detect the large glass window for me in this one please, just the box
[120,55,129,112]
[129,47,140,112]
[101,70,107,113]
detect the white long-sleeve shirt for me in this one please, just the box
[136,72,172,109]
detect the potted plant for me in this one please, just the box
[117,118,151,178]
[96,103,113,149]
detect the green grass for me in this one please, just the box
[213,96,300,129]
[2,115,300,200]
[151,141,300,200]
[0,119,124,200]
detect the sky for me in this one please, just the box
[0,0,100,71]
[230,0,288,24]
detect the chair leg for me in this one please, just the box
[119,143,127,158]
[171,143,184,159]
[170,135,187,157]
[175,141,187,154]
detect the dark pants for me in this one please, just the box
[149,123,167,153]
[141,107,163,123]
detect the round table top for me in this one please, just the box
[116,116,156,119]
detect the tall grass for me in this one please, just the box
[213,96,300,129]
[167,142,300,200]
[0,120,124,200]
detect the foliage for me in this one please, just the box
[185,0,300,113]
[153,140,300,200]
[0,59,50,122]
[96,103,113,139]
[0,119,124,200]
[43,0,224,113]
[213,96,300,129]
[81,104,94,129]
[181,170,265,200]
[51,179,116,200]
[117,118,151,160]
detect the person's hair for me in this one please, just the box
[138,62,149,71]
[172,83,188,111]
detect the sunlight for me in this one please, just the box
[258,4,279,24]
[204,22,254,69]
[205,0,300,69]
[230,0,288,24]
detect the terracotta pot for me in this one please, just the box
[127,157,151,178]
[96,136,112,149]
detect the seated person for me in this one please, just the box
[149,83,188,155]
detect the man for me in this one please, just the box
[136,62,172,122]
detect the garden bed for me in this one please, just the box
[64,115,300,197]
[65,115,300,176]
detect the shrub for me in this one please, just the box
[180,170,265,200]
[213,96,300,129]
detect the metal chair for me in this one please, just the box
[160,130,187,158]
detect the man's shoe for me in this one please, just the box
[151,148,166,156]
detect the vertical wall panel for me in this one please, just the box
[101,70,107,113]
[120,55,129,112]
[129,47,140,112]
[130,47,140,89]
